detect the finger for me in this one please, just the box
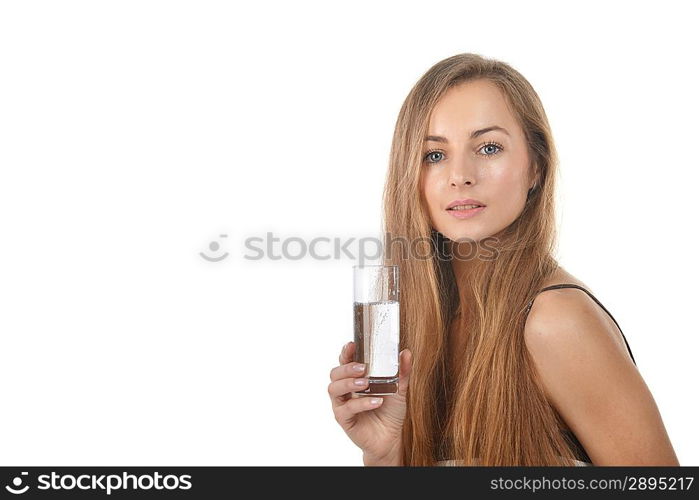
[329,360,366,382]
[396,349,413,397]
[333,395,385,426]
[327,377,369,407]
[339,341,355,365]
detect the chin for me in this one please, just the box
[439,228,485,243]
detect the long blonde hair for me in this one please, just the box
[382,53,580,465]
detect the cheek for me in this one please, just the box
[420,171,439,209]
[487,165,528,197]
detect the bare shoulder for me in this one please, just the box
[525,267,630,362]
[522,271,679,465]
[524,283,633,369]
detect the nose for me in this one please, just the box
[448,157,476,187]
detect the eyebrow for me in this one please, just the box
[424,125,510,143]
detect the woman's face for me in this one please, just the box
[419,79,536,243]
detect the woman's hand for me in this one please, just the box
[328,341,413,465]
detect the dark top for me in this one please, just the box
[524,283,637,463]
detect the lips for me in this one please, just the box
[446,198,486,210]
[447,204,483,211]
[446,205,486,219]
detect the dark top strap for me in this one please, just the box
[525,283,636,366]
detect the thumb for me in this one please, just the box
[397,348,412,397]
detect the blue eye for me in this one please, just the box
[479,141,503,156]
[424,150,445,164]
[422,141,504,164]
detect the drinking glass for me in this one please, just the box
[352,264,400,395]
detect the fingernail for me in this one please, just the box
[370,398,383,405]
[354,378,367,386]
[353,363,365,372]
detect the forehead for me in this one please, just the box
[428,79,518,135]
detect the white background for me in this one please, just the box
[1,0,696,465]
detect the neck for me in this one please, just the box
[448,239,487,303]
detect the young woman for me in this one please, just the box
[328,53,679,466]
